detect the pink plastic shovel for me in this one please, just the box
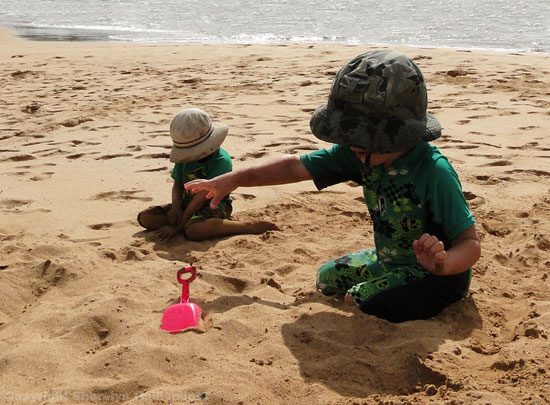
[160,266,202,333]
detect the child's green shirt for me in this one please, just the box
[300,143,475,275]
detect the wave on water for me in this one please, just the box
[0,0,549,53]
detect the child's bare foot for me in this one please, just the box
[251,220,280,233]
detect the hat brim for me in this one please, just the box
[310,104,441,154]
[170,123,228,163]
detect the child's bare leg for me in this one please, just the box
[137,210,170,231]
[185,218,279,241]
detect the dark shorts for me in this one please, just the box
[137,199,233,229]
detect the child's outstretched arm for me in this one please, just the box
[413,224,481,275]
[185,155,313,209]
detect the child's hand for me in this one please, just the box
[413,233,447,275]
[185,177,236,209]
[156,225,180,240]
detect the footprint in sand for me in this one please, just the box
[95,153,133,160]
[88,220,135,230]
[59,117,93,128]
[264,141,300,148]
[136,166,168,173]
[29,172,54,181]
[452,144,479,150]
[5,171,29,177]
[238,151,268,161]
[507,142,542,151]
[32,260,77,297]
[4,154,36,162]
[0,199,32,210]
[126,145,143,152]
[479,160,513,167]
[505,169,550,177]
[232,193,257,201]
[284,145,319,154]
[16,163,56,169]
[471,175,514,185]
[199,272,250,294]
[467,153,503,159]
[101,246,152,261]
[463,191,486,207]
[91,190,152,202]
[66,153,87,160]
[135,153,170,160]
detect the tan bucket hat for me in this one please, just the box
[169,108,228,163]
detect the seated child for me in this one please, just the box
[137,108,278,240]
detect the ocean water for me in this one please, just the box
[0,0,549,53]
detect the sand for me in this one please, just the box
[1,27,549,404]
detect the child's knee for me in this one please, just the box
[137,211,160,230]
[137,212,147,228]
[316,263,342,295]
[183,222,204,241]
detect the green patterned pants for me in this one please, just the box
[316,249,470,322]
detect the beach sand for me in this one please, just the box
[1,27,549,404]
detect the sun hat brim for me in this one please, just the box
[310,103,441,154]
[170,122,228,163]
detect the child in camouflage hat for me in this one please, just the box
[185,50,481,322]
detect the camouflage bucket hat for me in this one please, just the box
[310,50,441,153]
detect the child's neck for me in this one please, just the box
[198,149,218,163]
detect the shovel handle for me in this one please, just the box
[177,266,197,285]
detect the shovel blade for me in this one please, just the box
[160,302,202,333]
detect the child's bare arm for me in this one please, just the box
[177,190,209,231]
[413,224,481,275]
[156,190,209,240]
[167,180,184,225]
[185,155,312,209]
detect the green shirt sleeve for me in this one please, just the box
[300,144,363,189]
[426,156,475,241]
[171,163,184,181]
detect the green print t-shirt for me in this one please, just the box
[171,147,232,203]
[300,143,475,274]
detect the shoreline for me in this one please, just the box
[1,24,549,405]
[2,24,548,55]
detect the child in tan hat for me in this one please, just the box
[137,108,278,240]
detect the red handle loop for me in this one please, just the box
[177,266,197,285]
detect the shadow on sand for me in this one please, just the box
[281,296,482,397]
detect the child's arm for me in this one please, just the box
[176,190,209,231]
[157,189,209,240]
[167,180,184,225]
[185,155,313,209]
[413,224,481,275]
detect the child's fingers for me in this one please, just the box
[412,239,420,254]
[415,233,431,249]
[434,250,447,264]
[433,251,447,274]
[416,233,444,254]
[429,240,445,256]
